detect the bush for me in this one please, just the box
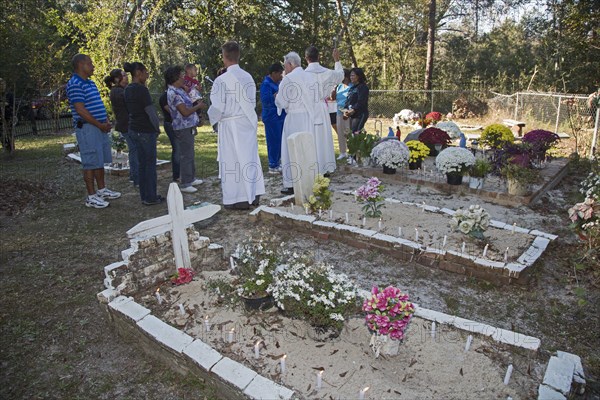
[481,123,514,149]
[419,127,451,146]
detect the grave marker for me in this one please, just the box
[287,131,318,206]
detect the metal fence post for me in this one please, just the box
[514,92,519,119]
[554,96,561,133]
[591,108,599,158]
[430,91,434,113]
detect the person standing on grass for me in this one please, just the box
[123,61,163,206]
[260,62,286,175]
[208,41,265,210]
[66,54,121,209]
[165,65,205,194]
[105,68,138,187]
[343,67,370,133]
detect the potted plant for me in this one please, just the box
[355,177,385,217]
[522,129,560,165]
[406,140,430,170]
[111,131,127,154]
[435,147,476,185]
[468,158,491,189]
[501,162,539,196]
[370,139,410,174]
[418,127,451,156]
[363,286,415,357]
[449,204,491,240]
[480,123,514,149]
[346,129,379,166]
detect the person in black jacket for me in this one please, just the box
[343,68,369,133]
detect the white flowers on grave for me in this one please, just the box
[435,121,463,139]
[435,147,476,175]
[449,204,491,239]
[370,139,410,169]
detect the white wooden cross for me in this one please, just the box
[126,183,220,270]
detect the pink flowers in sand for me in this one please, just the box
[356,177,385,218]
[171,267,195,285]
[363,286,415,340]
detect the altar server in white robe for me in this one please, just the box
[208,41,265,210]
[304,46,344,175]
[275,51,318,195]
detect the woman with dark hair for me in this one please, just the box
[165,65,205,193]
[332,68,352,159]
[105,68,138,186]
[123,61,163,205]
[343,67,369,133]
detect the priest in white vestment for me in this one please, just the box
[304,46,344,175]
[274,51,318,195]
[208,41,265,210]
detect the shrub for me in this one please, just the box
[481,123,514,149]
[419,127,451,146]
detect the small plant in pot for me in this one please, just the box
[418,127,451,156]
[480,123,514,149]
[370,139,410,174]
[406,140,430,169]
[522,129,560,166]
[468,158,491,189]
[346,129,379,166]
[501,162,539,196]
[435,147,476,185]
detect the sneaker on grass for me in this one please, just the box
[97,187,122,200]
[180,186,198,193]
[191,178,204,186]
[268,168,279,175]
[86,194,109,209]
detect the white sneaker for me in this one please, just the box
[97,187,121,200]
[191,178,204,186]
[180,186,198,193]
[268,168,279,175]
[337,153,347,160]
[85,194,109,208]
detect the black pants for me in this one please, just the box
[351,113,368,132]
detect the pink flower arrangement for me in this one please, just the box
[356,177,384,218]
[363,286,415,340]
[425,111,443,122]
[171,267,195,285]
[568,197,599,232]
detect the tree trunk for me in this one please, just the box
[424,0,436,91]
[335,0,358,67]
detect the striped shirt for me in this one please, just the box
[66,74,107,127]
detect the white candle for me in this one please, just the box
[345,212,349,223]
[511,223,516,234]
[465,335,473,352]
[461,242,466,254]
[254,340,261,359]
[318,208,322,217]
[423,165,426,174]
[155,288,162,304]
[442,235,447,248]
[229,256,236,270]
[316,370,323,390]
[228,328,234,343]
[422,201,426,213]
[482,244,489,258]
[204,316,210,332]
[329,210,333,219]
[359,387,370,400]
[431,321,436,338]
[178,304,185,316]
[503,364,513,385]
[280,354,287,374]
[305,206,309,215]
[362,216,366,226]
[504,247,509,262]
[378,218,382,230]
[291,203,294,211]
[415,228,419,242]
[398,227,402,237]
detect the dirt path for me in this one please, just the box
[0,141,598,398]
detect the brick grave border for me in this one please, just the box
[97,214,585,399]
[253,193,558,286]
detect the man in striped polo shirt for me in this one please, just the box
[66,54,121,208]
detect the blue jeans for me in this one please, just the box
[163,122,180,181]
[121,131,139,184]
[264,117,284,168]
[129,131,159,203]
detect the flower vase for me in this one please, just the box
[369,333,400,357]
[383,165,396,174]
[241,294,274,312]
[361,156,371,167]
[408,159,422,170]
[469,177,484,190]
[446,173,463,185]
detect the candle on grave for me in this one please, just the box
[511,223,516,234]
[359,387,370,400]
[178,304,185,316]
[291,203,294,211]
[415,228,419,242]
[254,340,261,359]
[305,205,309,215]
[504,247,509,262]
[482,244,489,258]
[345,212,349,223]
[398,227,402,237]
[378,218,382,230]
[465,335,473,352]
[422,201,426,213]
[363,216,366,226]
[229,256,236,270]
[280,354,287,374]
[461,242,466,254]
[316,370,324,390]
[204,315,210,332]
[442,235,447,248]
[503,364,513,385]
[431,321,436,338]
[318,208,322,217]
[155,288,162,304]
[228,328,234,343]
[329,209,333,219]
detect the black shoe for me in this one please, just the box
[142,195,164,206]
[281,187,294,195]
[323,173,331,178]
[252,195,260,206]
[224,202,250,210]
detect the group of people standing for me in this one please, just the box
[66,41,370,210]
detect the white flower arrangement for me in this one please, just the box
[449,204,491,238]
[270,261,359,331]
[435,147,476,175]
[370,139,410,169]
[435,121,463,139]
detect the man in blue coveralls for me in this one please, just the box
[260,63,286,174]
